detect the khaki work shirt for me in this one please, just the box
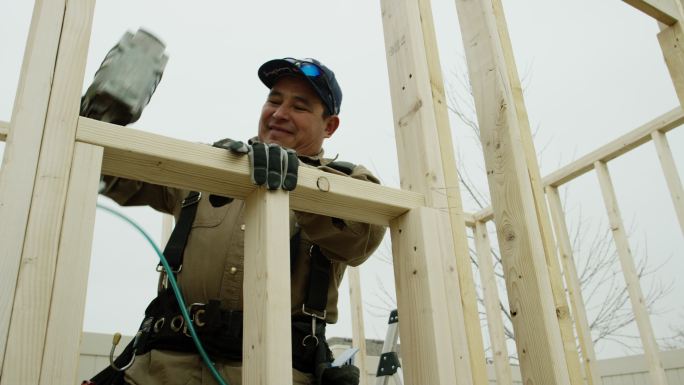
[101,150,386,385]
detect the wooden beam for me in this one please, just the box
[594,161,669,385]
[0,120,8,141]
[416,0,488,380]
[389,207,458,384]
[0,0,69,372]
[623,0,680,25]
[76,117,424,226]
[472,222,513,385]
[546,186,602,385]
[454,0,572,383]
[489,2,584,382]
[242,187,292,385]
[347,267,368,385]
[39,143,102,385]
[545,107,684,187]
[379,0,476,380]
[651,131,684,235]
[1,0,96,382]
[659,22,684,107]
[473,109,683,220]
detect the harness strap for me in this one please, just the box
[303,245,331,319]
[160,191,201,273]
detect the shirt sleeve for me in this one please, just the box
[100,175,182,215]
[294,164,387,266]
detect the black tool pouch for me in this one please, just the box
[137,289,243,360]
[313,336,360,385]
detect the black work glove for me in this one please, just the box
[213,139,299,191]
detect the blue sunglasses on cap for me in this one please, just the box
[283,58,338,115]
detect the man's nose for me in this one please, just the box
[272,104,290,120]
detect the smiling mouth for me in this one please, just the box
[270,126,293,135]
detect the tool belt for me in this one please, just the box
[136,288,327,374]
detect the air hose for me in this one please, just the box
[96,203,230,385]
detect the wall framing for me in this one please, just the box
[0,1,682,385]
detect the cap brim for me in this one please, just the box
[258,59,302,88]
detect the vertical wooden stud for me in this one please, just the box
[651,131,684,236]
[389,207,458,385]
[453,0,573,383]
[39,143,103,385]
[379,0,478,381]
[0,0,96,382]
[658,6,684,107]
[0,0,69,372]
[546,186,602,385]
[243,188,293,385]
[483,0,586,382]
[473,221,513,385]
[347,267,369,385]
[594,161,669,385]
[416,0,490,381]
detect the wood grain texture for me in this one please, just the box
[659,23,684,111]
[623,0,680,24]
[594,161,669,385]
[651,131,684,236]
[454,0,572,383]
[39,143,102,385]
[473,222,513,385]
[243,188,293,385]
[489,1,584,382]
[76,117,424,226]
[389,208,458,385]
[347,267,369,385]
[415,0,489,380]
[0,0,68,372]
[379,0,475,381]
[0,0,96,382]
[546,186,602,385]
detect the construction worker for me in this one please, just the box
[90,53,385,385]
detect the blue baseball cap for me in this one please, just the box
[258,57,342,115]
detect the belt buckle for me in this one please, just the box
[181,192,202,207]
[301,304,325,347]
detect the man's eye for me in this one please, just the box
[294,105,309,111]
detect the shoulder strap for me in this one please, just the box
[160,191,201,273]
[326,160,356,175]
[303,244,331,318]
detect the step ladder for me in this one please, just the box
[375,309,403,385]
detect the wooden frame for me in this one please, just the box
[595,161,669,385]
[623,0,681,25]
[242,188,292,385]
[2,0,683,384]
[472,221,513,385]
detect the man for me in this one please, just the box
[98,57,386,385]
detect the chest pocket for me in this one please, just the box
[190,196,233,228]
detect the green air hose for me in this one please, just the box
[96,203,230,385]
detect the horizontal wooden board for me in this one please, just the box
[76,117,425,225]
[544,107,684,187]
[623,0,680,25]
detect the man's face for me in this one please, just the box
[258,76,339,156]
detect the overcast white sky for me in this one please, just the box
[1,0,682,360]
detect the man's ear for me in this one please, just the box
[324,115,340,138]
